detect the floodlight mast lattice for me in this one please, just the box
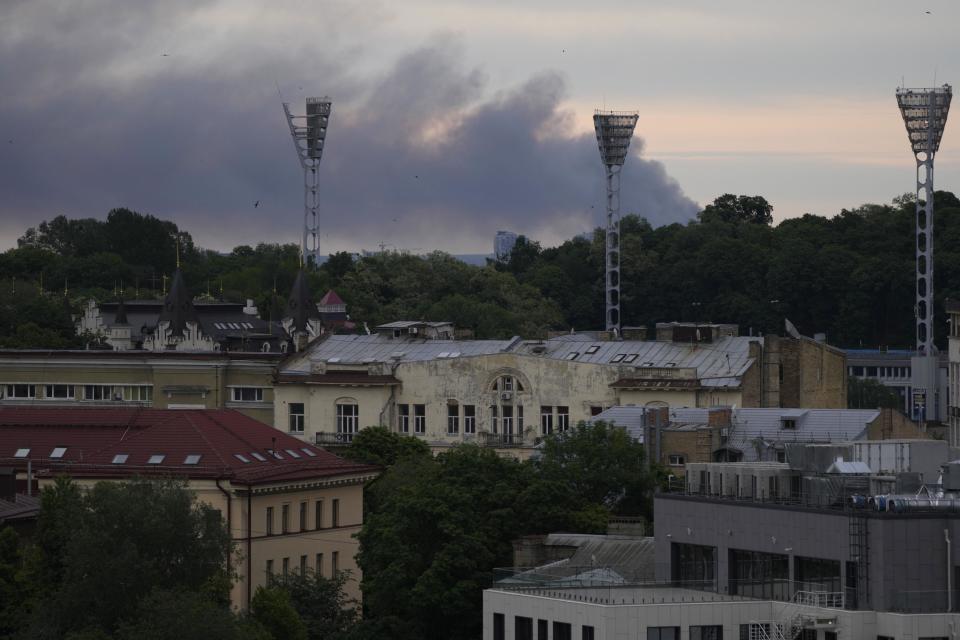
[283,96,332,266]
[896,85,951,432]
[594,110,639,335]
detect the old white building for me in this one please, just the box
[273,322,847,453]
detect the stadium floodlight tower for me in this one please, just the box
[896,84,952,428]
[594,110,639,336]
[282,96,332,266]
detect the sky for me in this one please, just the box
[2,0,959,255]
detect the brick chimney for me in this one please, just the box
[707,407,732,428]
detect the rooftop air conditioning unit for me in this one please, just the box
[500,392,512,401]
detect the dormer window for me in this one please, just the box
[781,419,797,430]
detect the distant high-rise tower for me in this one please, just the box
[283,96,332,266]
[896,85,952,427]
[494,230,519,261]
[594,110,639,335]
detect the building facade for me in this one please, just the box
[0,407,377,609]
[846,348,949,425]
[273,323,848,453]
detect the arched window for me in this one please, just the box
[491,375,524,393]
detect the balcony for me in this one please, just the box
[315,432,355,445]
[481,433,529,448]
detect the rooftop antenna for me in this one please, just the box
[282,94,332,268]
[593,109,639,336]
[896,83,952,436]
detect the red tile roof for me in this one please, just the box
[0,407,377,486]
[318,290,345,306]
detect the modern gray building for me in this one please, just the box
[495,230,519,261]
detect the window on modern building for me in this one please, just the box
[541,406,553,434]
[299,501,307,531]
[647,627,680,640]
[537,620,548,640]
[289,403,305,433]
[398,404,410,433]
[413,404,426,434]
[463,405,476,434]
[265,559,274,583]
[232,387,264,402]
[281,504,290,534]
[45,384,74,400]
[690,626,723,640]
[447,404,459,434]
[515,616,533,640]
[83,384,114,401]
[583,626,595,640]
[590,405,603,416]
[282,557,289,577]
[493,613,505,640]
[557,406,570,432]
[668,454,686,467]
[336,403,359,440]
[331,551,339,575]
[300,554,307,574]
[266,506,274,536]
[332,498,340,527]
[315,500,324,529]
[316,553,324,577]
[553,622,572,640]
[6,384,35,399]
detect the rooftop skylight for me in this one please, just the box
[112,454,129,464]
[301,448,317,457]
[50,447,67,458]
[14,448,29,458]
[183,454,202,465]
[285,449,301,458]
[234,453,251,463]
[250,452,267,462]
[147,454,165,464]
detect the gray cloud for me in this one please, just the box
[0,2,697,253]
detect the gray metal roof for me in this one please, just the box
[592,406,648,442]
[541,534,656,583]
[282,333,520,371]
[526,335,759,387]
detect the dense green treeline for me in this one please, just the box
[3,192,960,347]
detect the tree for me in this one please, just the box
[341,426,430,467]
[249,586,307,640]
[265,569,358,640]
[848,376,902,410]
[698,194,774,225]
[116,589,265,640]
[23,478,234,639]
[0,526,27,639]
[536,421,660,518]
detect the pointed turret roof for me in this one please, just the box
[286,270,322,332]
[157,269,198,337]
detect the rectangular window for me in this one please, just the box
[331,551,339,575]
[289,403,305,433]
[502,405,514,435]
[282,557,289,577]
[553,622,572,640]
[538,620,548,640]
[493,613,505,640]
[447,404,459,434]
[463,405,476,434]
[5,384,35,399]
[583,626,595,640]
[315,500,323,529]
[266,559,274,582]
[590,405,603,416]
[232,387,264,402]
[336,404,359,439]
[557,406,570,432]
[266,506,274,536]
[668,454,686,467]
[413,404,426,434]
[647,628,680,640]
[517,405,524,432]
[120,385,152,402]
[332,498,340,527]
[83,384,114,401]
[299,501,307,531]
[281,504,290,534]
[316,553,324,577]
[399,404,410,433]
[541,406,553,434]
[300,554,307,574]
[690,626,723,640]
[45,384,74,399]
[781,419,797,430]
[515,616,533,640]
